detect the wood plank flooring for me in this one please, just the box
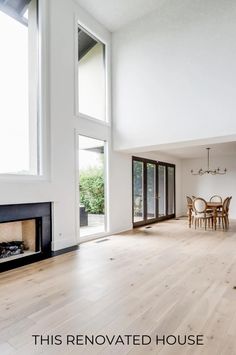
[1,218,236,355]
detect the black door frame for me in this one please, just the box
[132,156,176,227]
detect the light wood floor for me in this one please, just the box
[1,218,236,355]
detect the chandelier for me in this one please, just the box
[191,148,227,176]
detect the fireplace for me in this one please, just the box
[0,203,52,272]
[0,219,38,260]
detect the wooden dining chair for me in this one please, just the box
[227,197,232,227]
[186,196,193,226]
[187,196,192,205]
[192,198,213,230]
[210,195,222,203]
[217,197,232,230]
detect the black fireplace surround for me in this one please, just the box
[0,202,52,272]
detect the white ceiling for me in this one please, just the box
[75,0,165,32]
[152,142,236,159]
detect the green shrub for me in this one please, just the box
[80,168,104,214]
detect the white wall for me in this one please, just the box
[182,156,236,218]
[112,0,236,151]
[0,0,133,250]
[108,149,133,233]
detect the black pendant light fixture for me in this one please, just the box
[191,148,227,176]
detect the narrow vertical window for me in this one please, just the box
[167,166,175,215]
[158,165,166,218]
[78,135,106,237]
[147,163,156,220]
[0,0,39,175]
[133,160,144,224]
[78,26,106,121]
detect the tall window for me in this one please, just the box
[79,136,106,237]
[0,0,39,175]
[78,25,106,121]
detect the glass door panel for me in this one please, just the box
[79,135,106,238]
[133,160,144,223]
[132,157,175,226]
[158,165,166,218]
[167,166,175,215]
[147,163,156,220]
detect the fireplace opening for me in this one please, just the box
[0,202,51,272]
[0,219,41,263]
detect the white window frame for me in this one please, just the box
[74,15,111,126]
[75,131,109,243]
[0,0,50,182]
[73,10,111,244]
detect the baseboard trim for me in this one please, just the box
[51,244,79,257]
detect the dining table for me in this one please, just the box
[188,202,223,230]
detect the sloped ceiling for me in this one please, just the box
[75,0,165,31]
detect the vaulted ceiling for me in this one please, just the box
[75,0,165,31]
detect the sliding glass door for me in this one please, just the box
[147,163,156,221]
[167,166,175,216]
[133,160,144,223]
[158,165,166,218]
[132,157,175,227]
